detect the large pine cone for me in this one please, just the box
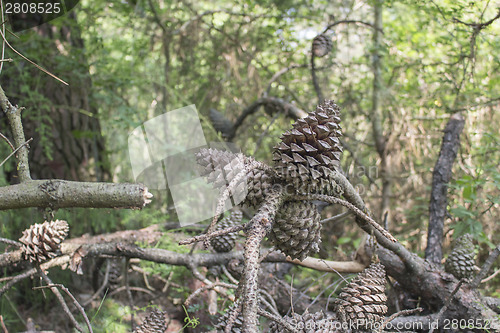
[196,148,274,208]
[133,309,166,333]
[268,201,321,261]
[211,210,243,252]
[445,234,476,280]
[312,34,333,57]
[272,100,343,196]
[270,310,338,333]
[19,220,69,263]
[334,262,388,330]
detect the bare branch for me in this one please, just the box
[0,85,31,182]
[472,243,500,289]
[0,179,152,210]
[35,268,85,332]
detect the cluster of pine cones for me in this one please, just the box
[197,100,344,261]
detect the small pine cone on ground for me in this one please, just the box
[312,34,333,57]
[211,210,243,252]
[19,220,69,263]
[272,100,343,196]
[334,262,388,330]
[445,233,476,280]
[214,303,243,333]
[133,308,166,333]
[270,310,338,333]
[195,148,274,208]
[268,201,321,261]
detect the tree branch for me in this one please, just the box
[0,179,152,210]
[425,112,465,263]
[0,85,31,182]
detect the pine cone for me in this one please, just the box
[107,258,123,290]
[268,201,321,261]
[211,210,243,252]
[312,34,333,57]
[19,220,69,263]
[133,309,166,333]
[209,108,234,138]
[270,310,338,333]
[196,148,274,208]
[445,234,476,280]
[215,303,243,333]
[334,262,388,330]
[272,100,343,196]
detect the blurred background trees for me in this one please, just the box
[1,0,498,331]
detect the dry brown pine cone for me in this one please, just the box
[273,100,343,196]
[19,220,69,263]
[333,262,388,330]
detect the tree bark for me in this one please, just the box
[425,112,465,263]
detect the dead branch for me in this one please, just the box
[35,268,86,333]
[0,179,152,210]
[472,243,500,289]
[0,85,31,182]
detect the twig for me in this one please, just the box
[481,269,500,284]
[428,279,465,333]
[124,258,135,331]
[471,243,500,289]
[82,260,111,307]
[0,138,32,168]
[320,210,352,224]
[0,237,22,247]
[0,132,14,151]
[295,193,397,243]
[107,286,156,298]
[323,19,381,34]
[0,27,68,85]
[377,307,423,333]
[179,223,246,246]
[0,315,7,333]
[184,281,237,306]
[33,282,93,333]
[0,85,31,182]
[257,307,297,332]
[35,267,86,333]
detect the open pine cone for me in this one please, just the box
[445,234,476,280]
[211,210,243,252]
[268,201,321,261]
[334,262,388,330]
[19,220,69,263]
[196,148,274,208]
[272,100,343,196]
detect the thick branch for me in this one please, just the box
[425,112,465,263]
[0,179,152,210]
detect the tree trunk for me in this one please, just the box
[425,112,465,263]
[1,12,108,182]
